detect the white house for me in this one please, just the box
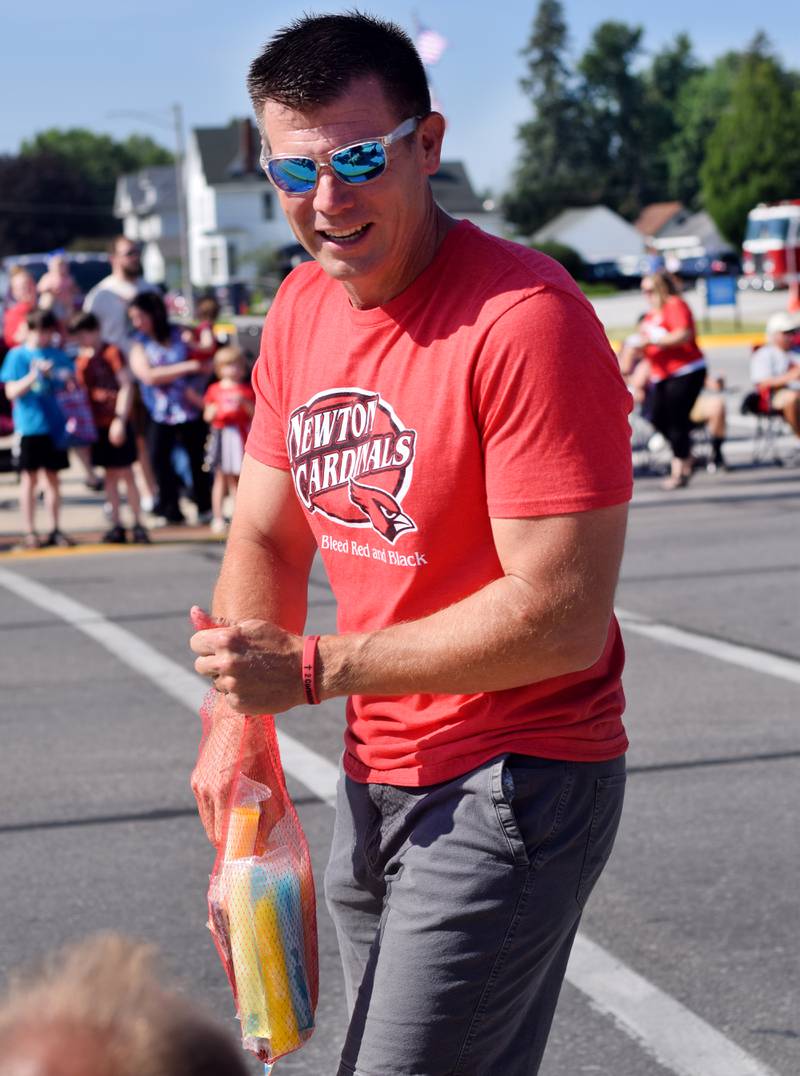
[185,118,295,289]
[114,166,182,286]
[532,206,644,265]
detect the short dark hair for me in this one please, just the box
[247,12,431,134]
[110,236,141,257]
[196,295,220,321]
[26,308,59,332]
[69,311,100,334]
[129,291,171,344]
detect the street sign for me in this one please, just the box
[704,275,740,330]
[706,276,738,306]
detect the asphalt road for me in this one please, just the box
[0,376,798,1075]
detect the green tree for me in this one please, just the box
[640,34,703,202]
[577,20,645,217]
[701,49,800,244]
[504,0,599,234]
[0,152,102,256]
[16,128,173,242]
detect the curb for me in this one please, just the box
[608,332,763,350]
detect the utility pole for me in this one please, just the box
[172,103,193,318]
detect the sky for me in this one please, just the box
[4,0,799,197]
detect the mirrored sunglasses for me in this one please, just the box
[260,116,420,195]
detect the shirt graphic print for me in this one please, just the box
[286,387,417,543]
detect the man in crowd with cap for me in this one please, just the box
[750,311,800,436]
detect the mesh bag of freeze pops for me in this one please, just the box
[195,685,319,1067]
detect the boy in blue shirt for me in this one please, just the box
[0,309,76,548]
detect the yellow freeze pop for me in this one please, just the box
[225,804,260,860]
[254,886,302,1056]
[225,861,270,1040]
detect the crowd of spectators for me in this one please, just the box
[618,272,800,483]
[2,250,798,549]
[0,240,254,549]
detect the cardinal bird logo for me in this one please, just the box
[348,479,416,543]
[286,387,418,542]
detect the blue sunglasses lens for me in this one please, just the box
[268,141,388,193]
[268,157,318,194]
[330,141,386,183]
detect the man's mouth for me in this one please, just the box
[318,223,371,243]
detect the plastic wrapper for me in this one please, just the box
[196,682,318,1068]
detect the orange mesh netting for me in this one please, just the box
[195,686,319,1067]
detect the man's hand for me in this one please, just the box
[190,605,306,714]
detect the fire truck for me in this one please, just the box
[740,200,800,290]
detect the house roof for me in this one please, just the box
[115,166,177,215]
[533,207,601,244]
[194,119,261,185]
[656,209,732,252]
[431,161,484,213]
[634,201,685,238]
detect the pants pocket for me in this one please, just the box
[576,772,626,908]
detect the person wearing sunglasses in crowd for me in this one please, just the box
[639,270,707,489]
[189,13,632,1076]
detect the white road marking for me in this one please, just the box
[568,936,780,1076]
[0,566,338,805]
[616,606,800,685]
[0,567,781,1076]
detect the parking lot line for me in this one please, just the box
[616,607,800,686]
[0,566,781,1076]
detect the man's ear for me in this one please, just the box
[418,112,446,176]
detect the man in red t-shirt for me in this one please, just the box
[190,14,632,1075]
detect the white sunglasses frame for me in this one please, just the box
[259,115,420,195]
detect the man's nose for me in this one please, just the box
[312,166,356,214]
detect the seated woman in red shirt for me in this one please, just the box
[640,271,706,489]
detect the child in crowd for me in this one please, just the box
[0,309,75,548]
[71,312,150,544]
[202,346,254,534]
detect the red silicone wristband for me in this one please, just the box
[301,634,321,705]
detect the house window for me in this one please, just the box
[208,245,223,281]
[263,191,274,220]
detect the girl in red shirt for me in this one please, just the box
[641,271,706,489]
[202,346,255,534]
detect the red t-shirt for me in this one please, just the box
[203,380,255,436]
[247,221,633,786]
[642,296,704,379]
[3,301,35,349]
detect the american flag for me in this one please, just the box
[416,25,448,66]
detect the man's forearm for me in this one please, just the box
[211,528,310,633]
[319,571,612,700]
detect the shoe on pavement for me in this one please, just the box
[45,529,77,548]
[131,523,151,544]
[21,532,41,550]
[102,524,127,544]
[210,516,227,535]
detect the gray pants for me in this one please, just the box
[324,753,626,1076]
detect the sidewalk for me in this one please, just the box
[0,453,221,555]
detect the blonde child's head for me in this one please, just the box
[213,345,246,382]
